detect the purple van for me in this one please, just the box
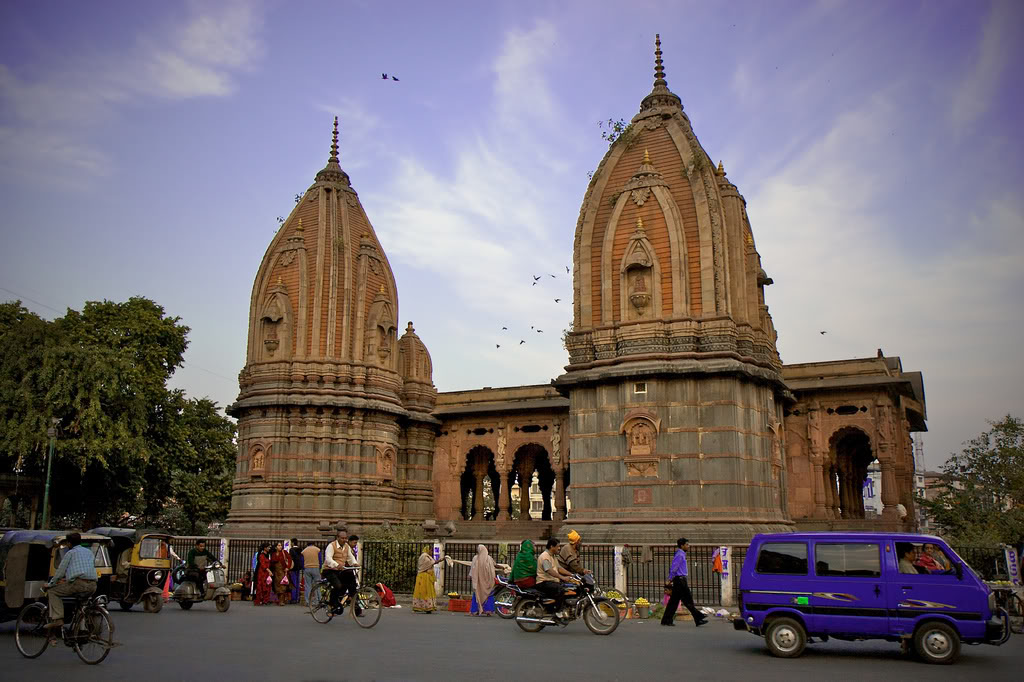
[734,532,1010,664]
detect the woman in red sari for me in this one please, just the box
[270,541,293,606]
[253,543,273,606]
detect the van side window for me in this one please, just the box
[755,542,808,575]
[815,543,881,577]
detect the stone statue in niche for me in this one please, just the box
[251,449,265,470]
[376,325,393,362]
[628,267,651,315]
[380,449,394,479]
[628,421,654,456]
[261,298,284,356]
[807,408,822,459]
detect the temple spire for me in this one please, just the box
[315,116,350,185]
[639,34,682,113]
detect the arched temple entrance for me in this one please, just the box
[827,427,875,520]
[507,444,556,521]
[460,446,497,520]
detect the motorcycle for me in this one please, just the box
[513,574,620,635]
[170,560,231,612]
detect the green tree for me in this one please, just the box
[920,415,1024,545]
[0,297,235,531]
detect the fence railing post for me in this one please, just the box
[720,545,734,607]
[613,545,627,596]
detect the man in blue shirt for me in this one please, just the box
[44,532,98,629]
[661,537,707,627]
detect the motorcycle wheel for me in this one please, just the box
[494,587,517,619]
[119,601,134,612]
[147,593,163,613]
[178,600,193,610]
[582,597,621,636]
[215,595,230,612]
[515,598,547,633]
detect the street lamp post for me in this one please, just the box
[41,419,58,529]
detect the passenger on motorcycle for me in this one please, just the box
[558,530,592,576]
[535,538,576,615]
[185,539,218,597]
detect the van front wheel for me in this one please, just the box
[913,621,960,665]
[765,617,807,658]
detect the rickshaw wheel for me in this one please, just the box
[215,595,230,612]
[179,600,193,610]
[119,601,134,612]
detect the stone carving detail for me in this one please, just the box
[627,458,658,478]
[306,187,320,202]
[633,487,653,504]
[279,250,296,267]
[621,218,657,319]
[630,187,651,206]
[551,423,561,465]
[251,449,265,471]
[807,408,822,459]
[379,447,395,480]
[628,421,655,456]
[345,192,360,208]
[368,258,383,275]
[496,425,507,469]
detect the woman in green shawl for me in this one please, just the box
[511,539,537,588]
[412,545,439,613]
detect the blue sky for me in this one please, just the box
[1,0,1021,470]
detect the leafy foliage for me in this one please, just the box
[0,297,237,531]
[920,415,1024,546]
[599,118,630,144]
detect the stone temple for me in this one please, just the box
[225,37,926,542]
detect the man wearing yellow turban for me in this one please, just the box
[559,530,591,576]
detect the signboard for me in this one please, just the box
[1005,545,1021,586]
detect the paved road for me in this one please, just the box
[0,601,1021,680]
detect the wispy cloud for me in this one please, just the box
[0,1,264,183]
[949,0,1018,130]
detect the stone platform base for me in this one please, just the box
[551,521,795,545]
[793,518,911,533]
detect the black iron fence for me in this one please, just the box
[626,544,723,606]
[953,545,1007,581]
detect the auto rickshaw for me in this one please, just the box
[0,530,113,622]
[88,527,173,613]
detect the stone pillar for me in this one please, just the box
[879,451,900,520]
[471,468,484,520]
[497,471,512,521]
[553,472,566,521]
[518,462,533,520]
[812,462,827,518]
[540,472,554,521]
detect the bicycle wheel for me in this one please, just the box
[351,587,382,628]
[309,582,333,624]
[72,605,114,665]
[15,602,50,659]
[1009,593,1024,635]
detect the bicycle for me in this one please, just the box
[307,567,382,629]
[15,592,115,664]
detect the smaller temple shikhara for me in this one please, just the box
[225,37,925,541]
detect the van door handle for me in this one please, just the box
[901,586,913,590]
[873,585,881,597]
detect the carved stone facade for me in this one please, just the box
[225,40,925,542]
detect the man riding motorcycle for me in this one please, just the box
[535,538,576,617]
[558,530,592,577]
[185,539,218,597]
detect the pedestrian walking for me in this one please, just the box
[270,541,293,605]
[300,541,322,606]
[469,545,496,616]
[253,542,272,606]
[661,537,707,627]
[288,538,304,604]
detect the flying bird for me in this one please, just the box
[532,281,538,286]
[819,331,827,335]
[549,274,556,278]
[381,73,388,79]
[533,275,541,281]
[554,298,561,303]
[392,76,399,81]
[536,329,543,333]
[566,266,570,273]
[519,340,525,345]
[496,344,501,349]
[501,326,508,330]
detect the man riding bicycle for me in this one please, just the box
[323,532,361,616]
[44,532,97,630]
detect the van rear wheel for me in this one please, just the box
[913,621,960,665]
[765,617,807,658]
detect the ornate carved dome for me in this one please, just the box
[236,118,432,413]
[567,35,781,374]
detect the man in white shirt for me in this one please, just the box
[323,532,360,615]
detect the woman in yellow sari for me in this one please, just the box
[412,546,438,613]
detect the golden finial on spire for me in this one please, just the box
[379,284,386,294]
[716,160,725,175]
[643,148,651,164]
[296,217,304,232]
[330,116,339,163]
[636,216,645,231]
[654,34,666,85]
[277,276,283,285]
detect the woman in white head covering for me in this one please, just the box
[469,544,496,616]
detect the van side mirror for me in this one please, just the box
[955,562,963,581]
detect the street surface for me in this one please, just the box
[1,601,1021,680]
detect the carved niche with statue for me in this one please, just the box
[620,410,661,478]
[619,217,661,320]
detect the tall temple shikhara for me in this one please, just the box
[226,38,926,541]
